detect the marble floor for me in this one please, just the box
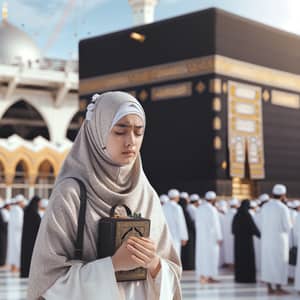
[0,268,299,300]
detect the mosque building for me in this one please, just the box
[0,0,159,201]
[0,0,158,199]
[0,5,79,200]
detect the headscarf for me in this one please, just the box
[238,199,250,213]
[27,91,181,299]
[25,195,41,214]
[232,199,254,236]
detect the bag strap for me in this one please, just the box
[67,177,87,260]
[110,204,132,217]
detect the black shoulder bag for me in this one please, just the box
[67,177,87,260]
[69,177,151,282]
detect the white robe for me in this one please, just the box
[162,201,188,256]
[7,205,23,267]
[43,257,176,300]
[186,204,197,222]
[218,212,225,267]
[294,213,300,291]
[288,209,298,279]
[195,202,222,277]
[223,208,236,264]
[260,200,292,285]
[252,210,261,272]
[1,209,10,223]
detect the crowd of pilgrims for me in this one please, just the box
[161,184,300,296]
[0,184,300,296]
[0,195,48,277]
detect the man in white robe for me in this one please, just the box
[254,194,270,272]
[249,200,261,273]
[180,192,189,201]
[162,189,188,256]
[38,198,49,218]
[293,202,300,292]
[7,195,26,273]
[216,200,227,268]
[159,194,169,206]
[261,184,292,295]
[0,199,10,268]
[186,194,199,222]
[195,191,222,284]
[287,201,298,281]
[223,198,239,268]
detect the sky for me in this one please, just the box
[1,0,300,60]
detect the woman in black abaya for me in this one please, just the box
[20,196,41,278]
[232,199,260,283]
[179,196,195,270]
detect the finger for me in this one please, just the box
[131,236,154,246]
[129,237,155,252]
[127,244,150,263]
[128,239,154,256]
[139,237,153,243]
[131,254,146,267]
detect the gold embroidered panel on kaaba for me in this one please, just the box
[228,81,265,179]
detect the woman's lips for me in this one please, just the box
[122,151,135,156]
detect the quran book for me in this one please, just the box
[97,215,151,281]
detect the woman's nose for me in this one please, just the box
[126,131,135,146]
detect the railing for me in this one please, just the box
[0,57,78,73]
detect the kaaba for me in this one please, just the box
[79,8,300,199]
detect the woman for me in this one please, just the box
[232,199,260,283]
[178,196,195,270]
[27,91,182,300]
[20,195,41,278]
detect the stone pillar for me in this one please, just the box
[28,173,37,200]
[5,186,12,199]
[5,172,14,199]
[28,186,35,199]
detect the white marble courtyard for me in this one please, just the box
[0,268,299,300]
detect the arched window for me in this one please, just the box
[35,160,55,198]
[12,160,29,198]
[0,100,50,140]
[66,111,83,141]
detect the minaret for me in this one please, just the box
[128,0,159,25]
[2,2,8,22]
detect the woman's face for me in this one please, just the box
[106,114,144,165]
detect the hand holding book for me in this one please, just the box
[111,236,161,278]
[98,204,151,281]
[111,238,140,271]
[126,237,161,278]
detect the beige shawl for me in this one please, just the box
[27,91,182,299]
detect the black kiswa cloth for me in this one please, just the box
[98,204,151,282]
[71,177,151,282]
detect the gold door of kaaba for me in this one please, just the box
[232,177,257,200]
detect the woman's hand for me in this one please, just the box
[126,237,161,278]
[111,239,140,272]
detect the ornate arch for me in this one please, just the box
[0,99,50,140]
[0,153,8,174]
[34,155,59,177]
[11,155,31,175]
